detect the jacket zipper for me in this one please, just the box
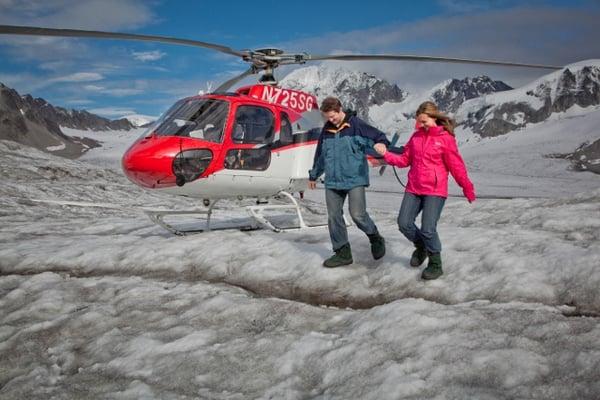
[335,132,340,184]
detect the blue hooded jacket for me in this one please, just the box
[308,111,390,190]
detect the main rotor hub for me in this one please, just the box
[255,48,284,57]
[244,48,307,69]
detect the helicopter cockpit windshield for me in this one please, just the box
[151,99,229,142]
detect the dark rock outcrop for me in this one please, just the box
[547,138,600,174]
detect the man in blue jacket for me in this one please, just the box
[308,97,389,268]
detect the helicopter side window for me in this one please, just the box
[292,110,323,133]
[233,105,274,144]
[279,112,293,145]
[224,148,271,171]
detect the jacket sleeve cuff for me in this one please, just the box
[389,145,404,154]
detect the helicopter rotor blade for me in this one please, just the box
[0,24,248,58]
[0,24,565,92]
[307,54,562,70]
[214,68,256,92]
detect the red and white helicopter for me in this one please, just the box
[0,25,562,234]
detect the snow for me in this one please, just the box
[1,74,600,399]
[61,126,143,167]
[45,143,66,152]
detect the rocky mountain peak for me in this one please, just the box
[0,82,134,157]
[528,65,600,109]
[281,65,406,121]
[460,62,600,137]
[431,76,512,113]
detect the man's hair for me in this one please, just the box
[320,97,343,112]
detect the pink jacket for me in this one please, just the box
[383,125,476,201]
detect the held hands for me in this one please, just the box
[308,180,317,190]
[374,143,387,156]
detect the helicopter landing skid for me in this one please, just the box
[245,191,329,233]
[144,191,333,235]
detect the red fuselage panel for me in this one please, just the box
[122,135,220,188]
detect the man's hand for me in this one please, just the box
[308,180,317,189]
[374,143,387,155]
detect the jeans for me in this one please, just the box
[397,192,446,254]
[325,186,378,251]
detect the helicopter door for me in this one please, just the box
[224,105,274,171]
[268,111,297,180]
[223,104,285,195]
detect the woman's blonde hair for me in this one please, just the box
[416,101,455,136]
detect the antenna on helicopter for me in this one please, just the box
[198,81,214,95]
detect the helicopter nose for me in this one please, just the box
[122,138,174,188]
[122,136,214,188]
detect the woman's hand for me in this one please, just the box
[374,143,387,155]
[463,187,476,203]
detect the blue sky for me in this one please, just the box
[1,0,599,119]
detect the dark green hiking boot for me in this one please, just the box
[421,252,443,280]
[323,243,353,268]
[410,241,427,267]
[368,232,386,260]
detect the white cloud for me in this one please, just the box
[87,106,135,117]
[81,80,147,97]
[38,60,72,71]
[101,88,143,97]
[0,0,155,30]
[132,50,166,62]
[83,84,104,91]
[281,6,600,91]
[65,98,94,105]
[0,0,157,68]
[436,0,510,13]
[50,72,104,83]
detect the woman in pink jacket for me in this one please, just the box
[374,101,475,280]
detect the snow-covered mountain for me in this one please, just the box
[280,65,514,136]
[0,83,96,157]
[281,65,406,122]
[0,83,135,132]
[121,113,157,128]
[458,60,600,137]
[0,82,135,157]
[281,62,600,174]
[368,76,513,135]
